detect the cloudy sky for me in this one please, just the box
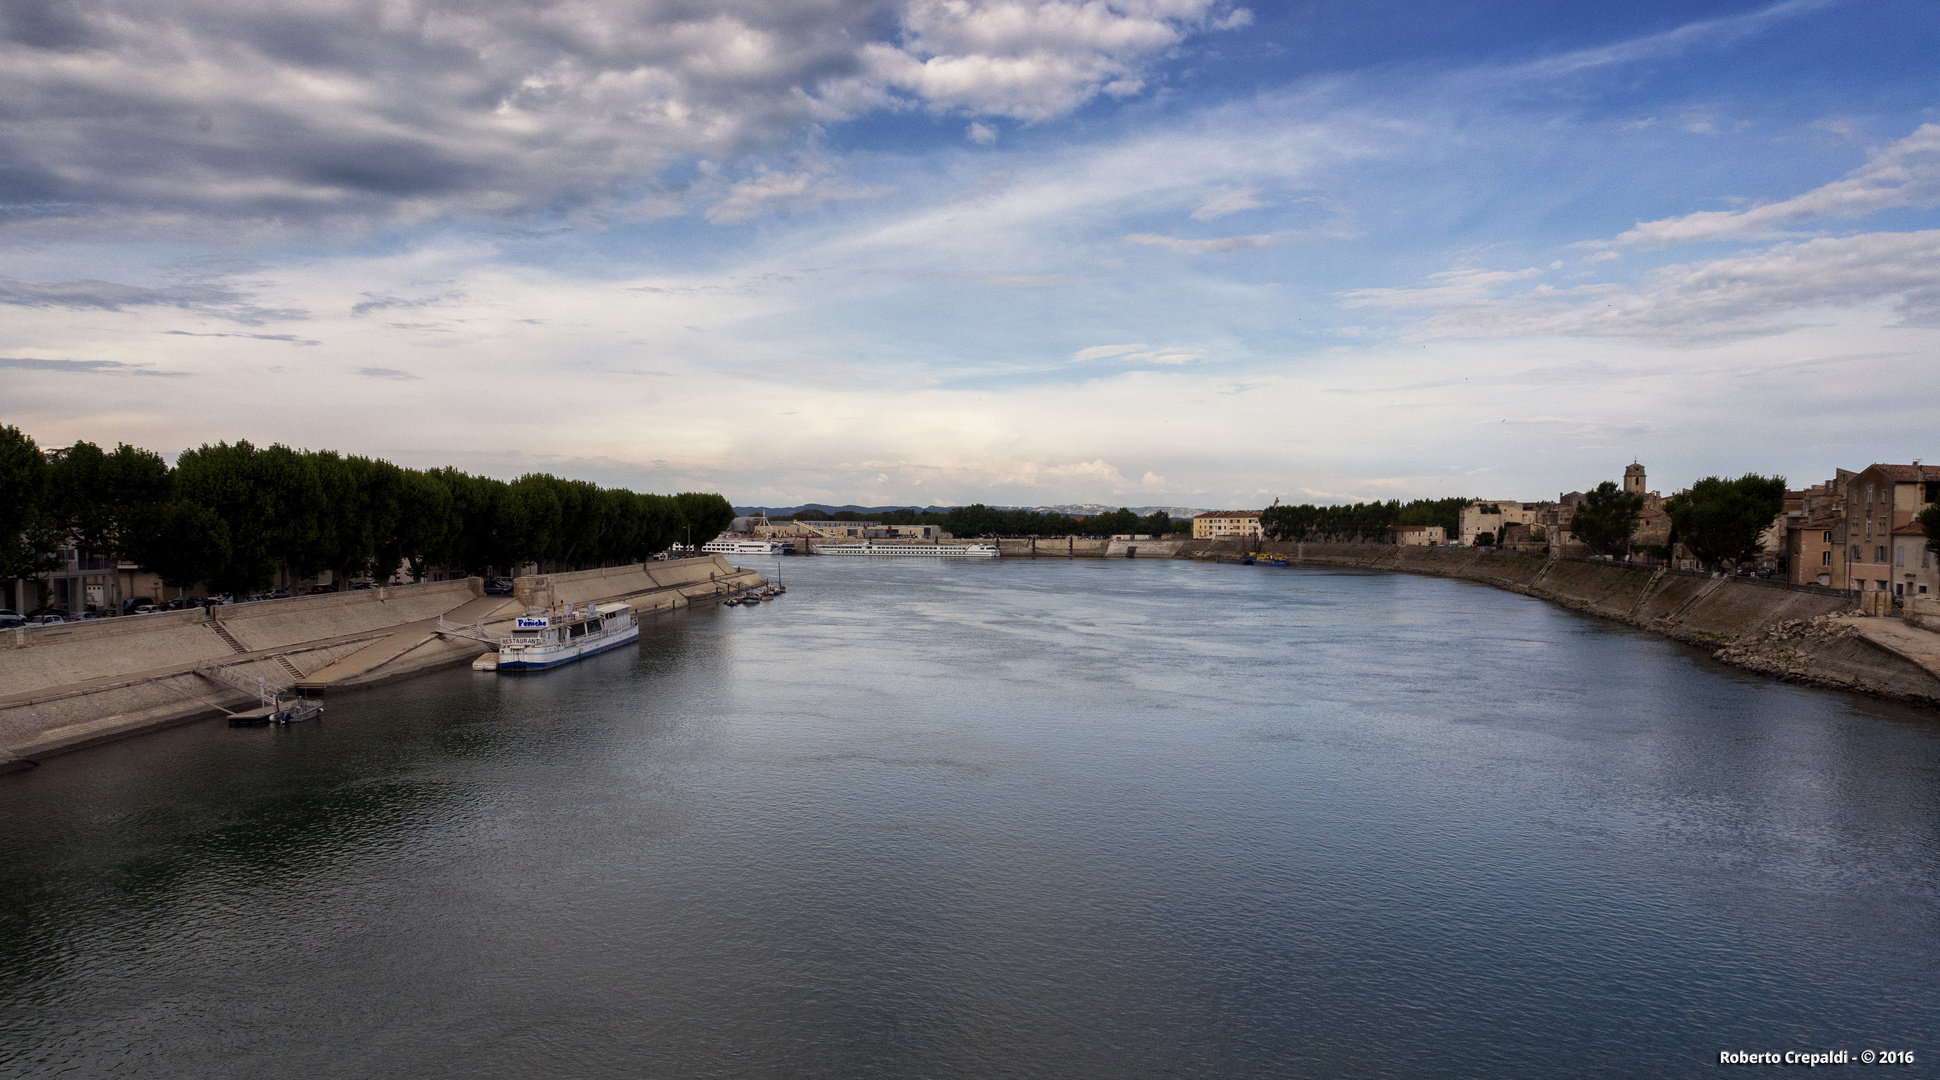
[2,0,1936,508]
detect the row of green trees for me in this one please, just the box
[1260,497,1468,543]
[803,505,1189,538]
[0,426,735,599]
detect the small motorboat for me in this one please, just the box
[273,698,323,724]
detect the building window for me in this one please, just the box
[1821,550,1832,566]
[1896,546,1905,566]
[1877,546,1889,563]
[1822,530,1833,543]
[1851,544,1862,561]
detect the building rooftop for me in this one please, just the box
[1861,464,1940,482]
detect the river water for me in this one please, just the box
[1,557,1935,1078]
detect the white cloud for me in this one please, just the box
[856,0,1250,121]
[1351,230,1940,342]
[1073,343,1147,361]
[704,167,894,224]
[1123,231,1277,254]
[1605,123,1940,249]
[967,121,998,144]
[1342,267,1544,308]
[1191,187,1267,220]
[1072,342,1205,363]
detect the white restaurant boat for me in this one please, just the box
[808,541,1000,558]
[702,538,794,556]
[491,602,640,672]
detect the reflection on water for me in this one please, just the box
[2,558,1936,1078]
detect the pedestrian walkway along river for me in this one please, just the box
[1,557,1934,1078]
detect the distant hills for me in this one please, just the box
[734,503,1213,519]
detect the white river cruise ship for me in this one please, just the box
[809,541,1000,558]
[702,538,794,556]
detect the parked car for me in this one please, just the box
[483,577,514,595]
[28,613,66,625]
[307,584,336,594]
[121,596,156,615]
[0,614,24,630]
[72,611,104,621]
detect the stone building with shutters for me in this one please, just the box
[1841,463,1940,595]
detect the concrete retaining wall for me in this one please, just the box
[214,580,481,653]
[996,538,1115,557]
[1,556,765,772]
[3,609,235,699]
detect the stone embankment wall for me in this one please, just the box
[1,556,764,773]
[1175,540,1940,707]
[997,537,1114,557]
[991,537,1189,558]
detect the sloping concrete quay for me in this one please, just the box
[0,556,764,773]
[1180,540,1940,707]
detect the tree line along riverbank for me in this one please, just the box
[1,425,737,606]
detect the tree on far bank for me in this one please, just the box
[1664,474,1787,568]
[1920,504,1940,559]
[1567,481,1646,555]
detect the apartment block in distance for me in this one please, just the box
[1193,510,1262,541]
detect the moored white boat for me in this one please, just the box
[809,541,999,557]
[496,602,639,672]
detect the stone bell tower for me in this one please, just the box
[1623,461,1646,496]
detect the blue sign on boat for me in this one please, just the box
[515,616,549,629]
